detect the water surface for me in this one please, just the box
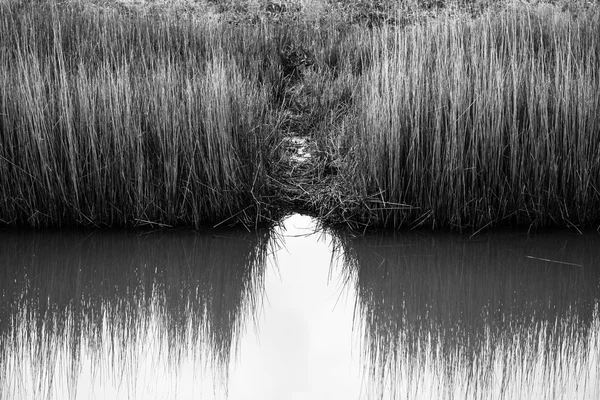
[1,215,599,399]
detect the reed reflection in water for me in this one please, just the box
[0,227,272,399]
[2,220,600,400]
[336,229,600,400]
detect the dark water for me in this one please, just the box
[1,215,599,399]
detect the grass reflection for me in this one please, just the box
[0,227,273,399]
[335,230,600,399]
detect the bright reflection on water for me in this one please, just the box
[1,214,600,399]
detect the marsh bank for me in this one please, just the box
[1,0,600,231]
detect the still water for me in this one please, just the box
[1,214,599,400]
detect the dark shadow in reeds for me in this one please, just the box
[0,226,273,398]
[333,228,600,399]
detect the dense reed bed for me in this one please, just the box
[338,3,600,229]
[0,1,283,227]
[1,0,599,229]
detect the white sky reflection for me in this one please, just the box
[226,213,361,400]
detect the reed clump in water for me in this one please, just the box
[0,1,282,228]
[332,3,600,230]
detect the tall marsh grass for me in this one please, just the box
[2,1,600,229]
[342,4,600,229]
[0,1,281,227]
